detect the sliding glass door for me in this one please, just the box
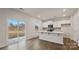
[18,21,25,37]
[8,19,26,41]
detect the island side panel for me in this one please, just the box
[39,32,63,44]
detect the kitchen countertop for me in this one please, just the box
[39,31,63,34]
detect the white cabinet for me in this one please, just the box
[53,22,61,28]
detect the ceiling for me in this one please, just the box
[16,8,78,21]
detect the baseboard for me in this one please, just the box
[0,44,8,49]
[27,36,39,40]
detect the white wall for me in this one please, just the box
[0,8,42,48]
[0,10,7,48]
[26,18,42,39]
[71,9,79,45]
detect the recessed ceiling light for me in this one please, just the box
[63,14,66,16]
[63,9,66,12]
[37,15,41,18]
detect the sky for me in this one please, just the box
[8,19,25,26]
[8,19,18,25]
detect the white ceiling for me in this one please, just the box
[16,8,77,21]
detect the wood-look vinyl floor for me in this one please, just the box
[0,38,79,50]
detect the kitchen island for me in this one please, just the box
[39,31,64,44]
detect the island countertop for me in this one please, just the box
[39,31,63,34]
